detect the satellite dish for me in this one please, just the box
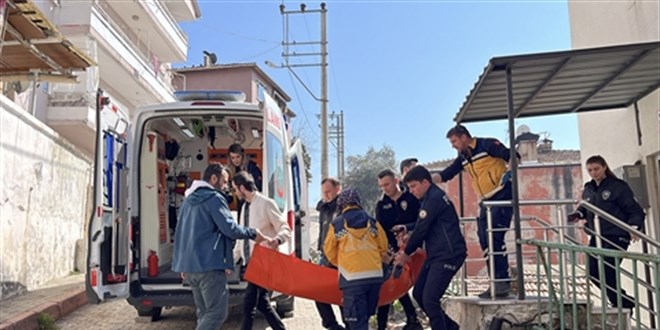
[516,124,530,137]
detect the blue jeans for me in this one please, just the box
[342,283,381,330]
[186,270,229,330]
[477,183,513,280]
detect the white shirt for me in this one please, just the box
[233,192,292,264]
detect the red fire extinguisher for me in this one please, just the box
[148,250,159,277]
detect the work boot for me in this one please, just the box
[478,282,511,299]
[402,319,423,330]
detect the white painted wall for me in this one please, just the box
[0,95,93,299]
[569,1,659,324]
[568,0,660,238]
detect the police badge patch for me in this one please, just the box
[400,200,408,211]
[602,190,611,201]
[419,209,427,220]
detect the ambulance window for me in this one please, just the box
[290,157,301,212]
[265,132,286,212]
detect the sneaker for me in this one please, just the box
[478,282,511,299]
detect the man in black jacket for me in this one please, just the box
[395,166,466,330]
[314,177,347,330]
[375,169,421,330]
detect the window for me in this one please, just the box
[256,81,267,103]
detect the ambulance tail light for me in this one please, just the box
[287,210,294,230]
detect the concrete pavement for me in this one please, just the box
[0,274,87,330]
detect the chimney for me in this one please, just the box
[537,138,553,154]
[515,125,540,163]
[202,51,217,67]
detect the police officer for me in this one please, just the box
[374,169,421,330]
[394,165,466,330]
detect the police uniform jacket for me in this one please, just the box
[440,137,513,200]
[404,184,467,262]
[375,191,419,251]
[575,176,645,238]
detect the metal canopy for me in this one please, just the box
[0,0,95,81]
[454,41,660,123]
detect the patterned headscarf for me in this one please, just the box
[336,187,361,212]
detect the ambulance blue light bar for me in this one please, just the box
[174,90,246,102]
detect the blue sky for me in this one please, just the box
[177,0,578,204]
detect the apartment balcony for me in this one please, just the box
[164,0,201,22]
[47,5,177,153]
[105,0,189,63]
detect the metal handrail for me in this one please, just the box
[578,200,659,249]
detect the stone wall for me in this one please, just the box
[1,95,93,299]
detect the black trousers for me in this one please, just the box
[315,302,347,329]
[376,293,417,330]
[412,255,465,330]
[588,235,635,309]
[241,282,286,330]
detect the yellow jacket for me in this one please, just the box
[323,206,389,288]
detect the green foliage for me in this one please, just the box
[37,312,58,330]
[343,145,397,215]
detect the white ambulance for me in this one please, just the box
[86,90,311,320]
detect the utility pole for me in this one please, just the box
[329,110,345,179]
[279,3,329,179]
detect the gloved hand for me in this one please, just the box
[567,211,581,223]
[500,171,512,185]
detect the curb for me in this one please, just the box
[0,289,87,330]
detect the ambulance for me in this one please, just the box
[85,90,311,320]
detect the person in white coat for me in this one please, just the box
[232,171,291,330]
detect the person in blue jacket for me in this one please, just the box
[173,164,268,330]
[568,155,645,310]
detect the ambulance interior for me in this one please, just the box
[138,114,263,283]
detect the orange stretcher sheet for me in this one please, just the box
[244,245,426,306]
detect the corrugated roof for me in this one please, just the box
[454,41,660,123]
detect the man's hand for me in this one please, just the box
[382,250,394,264]
[180,272,186,280]
[393,251,410,267]
[254,229,268,244]
[266,237,281,249]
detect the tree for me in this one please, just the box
[343,145,397,215]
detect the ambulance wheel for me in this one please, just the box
[136,307,162,321]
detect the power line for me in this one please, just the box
[237,44,281,61]
[198,22,280,44]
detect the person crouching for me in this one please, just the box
[323,188,389,330]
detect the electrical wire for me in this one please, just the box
[236,44,281,62]
[287,69,320,141]
[197,22,280,45]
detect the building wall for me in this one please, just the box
[0,95,93,299]
[436,163,584,276]
[568,0,660,241]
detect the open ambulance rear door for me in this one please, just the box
[86,90,131,303]
[288,138,310,260]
